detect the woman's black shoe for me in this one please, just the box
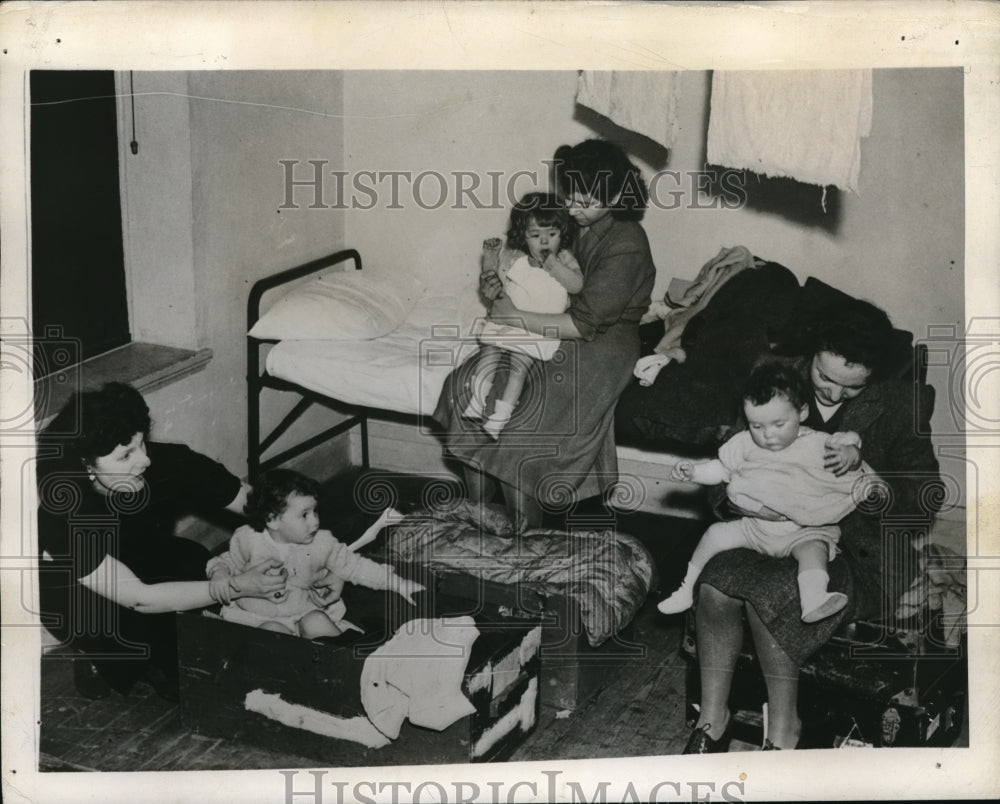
[144,665,180,703]
[683,721,732,754]
[73,659,113,700]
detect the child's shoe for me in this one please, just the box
[483,399,515,439]
[657,560,701,615]
[798,568,847,622]
[801,591,848,623]
[657,587,694,615]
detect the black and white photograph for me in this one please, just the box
[2,2,998,802]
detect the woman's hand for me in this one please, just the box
[308,567,336,607]
[480,270,504,301]
[824,443,862,477]
[231,558,287,600]
[488,294,518,321]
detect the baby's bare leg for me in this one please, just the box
[259,620,296,635]
[498,352,533,407]
[658,520,750,615]
[298,610,344,639]
[463,345,502,420]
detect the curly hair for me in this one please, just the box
[245,468,320,531]
[743,361,811,410]
[43,382,151,468]
[505,192,575,253]
[553,139,649,221]
[808,297,896,379]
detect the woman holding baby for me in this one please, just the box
[36,382,289,701]
[434,139,657,527]
[684,299,943,752]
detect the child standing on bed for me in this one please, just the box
[206,469,423,638]
[658,362,872,623]
[463,192,584,438]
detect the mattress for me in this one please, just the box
[264,290,484,417]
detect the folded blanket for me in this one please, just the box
[895,542,967,649]
[386,500,655,648]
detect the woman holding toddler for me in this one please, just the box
[435,139,656,527]
[683,299,942,752]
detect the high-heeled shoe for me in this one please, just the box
[682,718,733,754]
[73,658,113,700]
[762,739,780,750]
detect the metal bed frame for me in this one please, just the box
[246,248,371,480]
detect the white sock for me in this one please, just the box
[657,561,702,614]
[462,376,492,420]
[483,399,515,439]
[798,569,847,622]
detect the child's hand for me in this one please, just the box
[394,578,426,606]
[671,460,695,482]
[208,573,235,605]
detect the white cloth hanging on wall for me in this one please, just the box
[576,71,680,149]
[707,70,873,193]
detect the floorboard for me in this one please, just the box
[37,469,962,771]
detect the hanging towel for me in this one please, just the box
[576,70,680,149]
[707,70,873,193]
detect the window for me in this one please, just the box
[30,70,130,375]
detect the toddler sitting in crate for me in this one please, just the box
[206,469,423,638]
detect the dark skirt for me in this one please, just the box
[697,547,855,666]
[433,321,640,507]
[40,537,211,692]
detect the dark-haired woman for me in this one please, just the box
[684,299,942,752]
[434,139,656,526]
[36,382,286,700]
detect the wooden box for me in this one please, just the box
[682,613,967,749]
[177,586,541,765]
[427,570,644,712]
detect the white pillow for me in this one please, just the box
[249,271,424,340]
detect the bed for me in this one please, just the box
[247,248,484,477]
[246,250,656,709]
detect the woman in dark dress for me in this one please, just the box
[434,140,656,526]
[37,382,287,700]
[685,299,943,751]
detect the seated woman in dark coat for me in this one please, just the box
[36,382,288,700]
[683,298,942,752]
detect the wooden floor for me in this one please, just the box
[40,469,965,771]
[40,589,740,771]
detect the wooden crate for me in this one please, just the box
[177,589,541,765]
[427,571,644,712]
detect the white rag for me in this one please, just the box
[576,70,681,149]
[360,616,479,740]
[707,70,873,193]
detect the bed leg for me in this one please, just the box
[360,414,370,471]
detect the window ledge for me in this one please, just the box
[35,342,213,429]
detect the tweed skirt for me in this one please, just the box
[697,547,855,665]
